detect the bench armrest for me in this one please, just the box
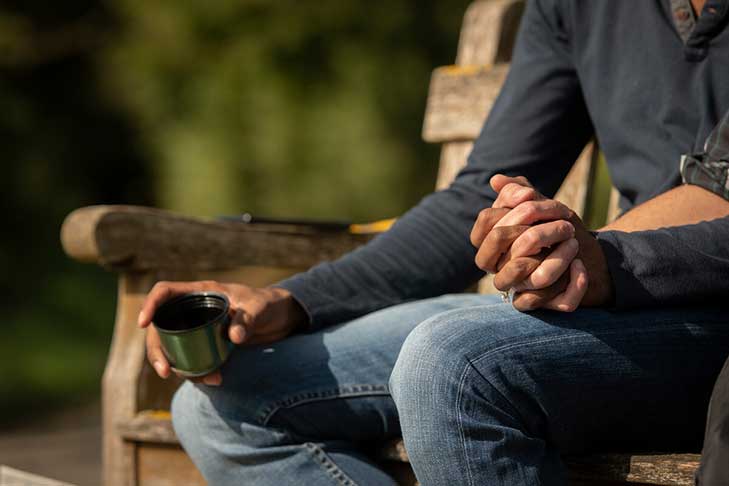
[61,205,374,272]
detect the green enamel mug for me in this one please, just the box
[152,292,234,377]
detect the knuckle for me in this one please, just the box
[475,254,488,271]
[513,259,530,275]
[515,295,539,311]
[151,281,169,292]
[489,228,513,249]
[493,277,508,291]
[504,182,521,196]
[522,230,541,249]
[520,187,538,200]
[559,220,575,233]
[531,267,548,288]
[562,301,578,312]
[520,201,539,220]
[477,209,491,224]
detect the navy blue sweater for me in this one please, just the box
[278,0,729,329]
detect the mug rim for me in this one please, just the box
[152,291,230,335]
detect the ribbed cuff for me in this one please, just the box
[595,230,654,309]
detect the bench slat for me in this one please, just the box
[121,414,699,486]
[61,205,373,272]
[423,64,509,143]
[379,439,699,486]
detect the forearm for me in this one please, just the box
[595,184,729,308]
[277,0,593,329]
[601,184,729,232]
[276,187,489,330]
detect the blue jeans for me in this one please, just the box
[171,294,729,485]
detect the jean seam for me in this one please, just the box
[303,441,359,486]
[453,323,713,486]
[257,384,390,426]
[454,332,602,486]
[455,364,477,486]
[468,322,713,369]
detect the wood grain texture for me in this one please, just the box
[0,466,76,486]
[61,205,373,272]
[456,0,525,66]
[379,439,699,486]
[435,141,474,190]
[565,453,700,486]
[118,411,177,445]
[136,444,205,486]
[103,274,156,486]
[422,64,509,143]
[607,187,622,223]
[554,142,598,219]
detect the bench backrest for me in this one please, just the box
[422,0,619,292]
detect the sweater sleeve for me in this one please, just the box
[597,217,729,308]
[598,108,729,309]
[276,0,593,330]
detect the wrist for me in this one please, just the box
[268,286,308,329]
[581,232,615,307]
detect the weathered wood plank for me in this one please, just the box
[565,453,700,486]
[379,439,699,486]
[456,0,525,66]
[118,411,178,445]
[0,466,76,486]
[435,141,474,190]
[136,444,205,486]
[61,205,373,272]
[607,187,622,223]
[103,274,156,486]
[555,141,598,219]
[123,414,699,485]
[423,64,509,143]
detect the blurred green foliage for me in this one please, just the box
[102,0,471,218]
[0,0,471,422]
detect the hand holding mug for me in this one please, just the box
[138,281,306,386]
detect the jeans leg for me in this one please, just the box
[172,293,501,486]
[390,303,729,486]
[696,354,729,485]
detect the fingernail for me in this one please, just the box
[153,361,165,377]
[569,238,579,249]
[231,325,246,343]
[137,311,146,327]
[203,375,221,386]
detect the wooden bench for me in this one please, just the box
[60,1,701,485]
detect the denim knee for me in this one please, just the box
[389,311,470,413]
[389,306,543,427]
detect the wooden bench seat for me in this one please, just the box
[119,411,700,486]
[60,1,700,484]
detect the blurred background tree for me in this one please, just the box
[0,0,471,422]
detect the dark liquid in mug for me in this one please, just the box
[154,294,228,332]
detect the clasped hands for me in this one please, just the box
[470,174,613,312]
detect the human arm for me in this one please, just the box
[596,107,729,308]
[474,176,729,311]
[138,281,306,384]
[276,0,593,330]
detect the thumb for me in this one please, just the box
[228,309,248,344]
[490,174,533,193]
